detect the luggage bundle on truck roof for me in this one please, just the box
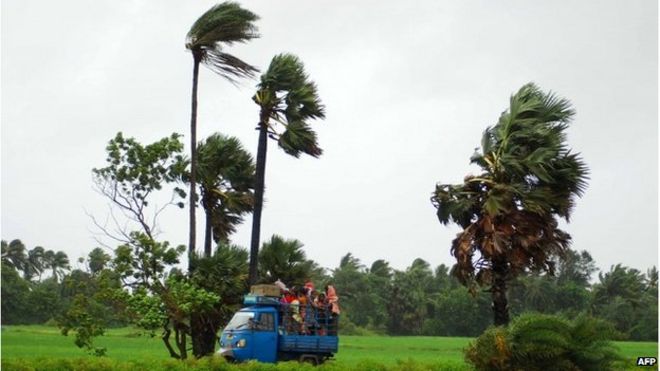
[250,284,281,297]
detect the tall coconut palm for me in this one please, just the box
[46,250,70,282]
[185,2,259,265]
[25,246,46,281]
[196,133,255,256]
[249,54,325,284]
[1,239,28,273]
[431,83,588,326]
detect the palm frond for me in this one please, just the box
[186,2,259,80]
[277,120,322,158]
[187,2,259,48]
[203,50,259,84]
[256,53,325,158]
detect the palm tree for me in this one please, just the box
[196,133,255,256]
[185,2,259,265]
[431,83,588,326]
[1,239,28,273]
[25,246,46,281]
[46,250,70,282]
[189,244,248,357]
[257,235,321,285]
[249,54,325,284]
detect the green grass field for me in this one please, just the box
[1,325,657,370]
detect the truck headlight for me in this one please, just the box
[236,339,247,348]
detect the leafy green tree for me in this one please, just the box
[92,132,188,242]
[386,259,434,335]
[249,53,325,284]
[555,249,597,287]
[431,83,588,325]
[27,278,65,324]
[196,133,255,256]
[93,132,197,358]
[365,259,392,328]
[591,264,656,339]
[59,294,107,356]
[1,262,30,324]
[185,2,259,262]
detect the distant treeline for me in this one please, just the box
[2,238,657,341]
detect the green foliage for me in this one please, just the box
[431,83,589,325]
[113,232,186,287]
[465,313,623,371]
[88,248,112,275]
[197,133,255,248]
[2,326,656,369]
[167,276,220,316]
[94,132,187,193]
[58,294,107,355]
[1,262,31,324]
[591,264,657,340]
[258,235,324,285]
[124,289,168,331]
[255,53,325,158]
[186,2,259,82]
[92,132,188,238]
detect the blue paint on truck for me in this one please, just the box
[217,294,339,364]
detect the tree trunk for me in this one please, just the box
[203,199,213,257]
[188,52,201,271]
[491,258,510,326]
[175,326,187,360]
[191,313,219,358]
[161,323,181,359]
[248,119,269,285]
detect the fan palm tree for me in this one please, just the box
[185,2,259,264]
[258,235,321,285]
[196,133,255,256]
[431,83,588,326]
[249,54,325,284]
[189,243,248,357]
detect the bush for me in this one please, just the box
[465,313,623,371]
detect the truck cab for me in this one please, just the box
[217,289,339,364]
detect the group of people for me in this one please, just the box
[274,279,340,336]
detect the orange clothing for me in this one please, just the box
[326,285,340,315]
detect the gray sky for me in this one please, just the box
[2,0,657,276]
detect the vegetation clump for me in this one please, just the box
[465,313,622,371]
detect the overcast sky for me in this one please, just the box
[2,1,657,276]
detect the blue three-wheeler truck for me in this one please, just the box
[217,287,339,364]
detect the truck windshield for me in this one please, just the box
[224,312,255,331]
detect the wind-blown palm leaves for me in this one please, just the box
[196,133,255,256]
[258,235,324,285]
[248,54,326,284]
[185,2,259,264]
[431,83,588,325]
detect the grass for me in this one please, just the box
[1,325,657,370]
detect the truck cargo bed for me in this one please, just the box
[279,335,338,353]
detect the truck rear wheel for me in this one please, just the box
[299,354,320,365]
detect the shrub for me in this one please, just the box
[465,313,623,371]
